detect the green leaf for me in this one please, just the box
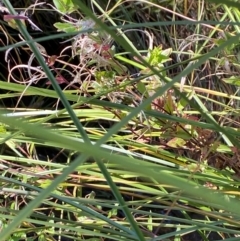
[0,124,6,133]
[38,234,46,241]
[5,19,26,31]
[167,137,186,148]
[161,47,172,57]
[95,71,116,88]
[222,76,240,87]
[147,210,153,231]
[108,59,128,75]
[164,92,175,114]
[53,22,77,33]
[86,191,96,199]
[177,90,194,111]
[108,203,119,218]
[213,32,239,52]
[137,81,148,98]
[147,46,172,66]
[53,0,78,14]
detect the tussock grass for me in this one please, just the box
[0,0,240,240]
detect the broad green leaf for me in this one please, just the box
[53,22,77,33]
[167,137,186,148]
[223,76,240,86]
[53,0,78,14]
